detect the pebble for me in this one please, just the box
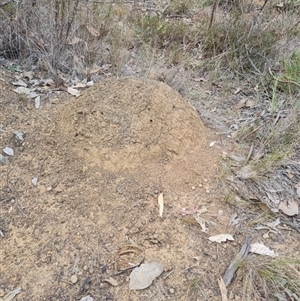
[198,184,203,188]
[192,186,196,190]
[83,265,88,271]
[71,275,78,284]
[169,288,175,294]
[206,189,210,194]
[204,179,208,182]
[153,233,158,239]
[211,255,217,260]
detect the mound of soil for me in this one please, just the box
[57,78,206,173]
[1,78,228,300]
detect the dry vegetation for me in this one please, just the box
[1,0,300,299]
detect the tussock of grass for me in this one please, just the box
[238,256,300,300]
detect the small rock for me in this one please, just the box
[204,179,208,182]
[169,288,175,294]
[192,186,196,190]
[206,189,210,194]
[3,147,14,156]
[211,255,217,260]
[71,275,78,284]
[32,178,38,186]
[83,265,88,271]
[153,233,158,239]
[198,184,203,188]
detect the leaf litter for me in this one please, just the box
[158,193,164,218]
[209,234,234,243]
[250,243,279,257]
[129,262,164,290]
[223,237,251,286]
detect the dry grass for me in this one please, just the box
[237,256,300,300]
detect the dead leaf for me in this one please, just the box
[23,71,34,80]
[223,237,251,286]
[234,98,255,110]
[181,208,197,215]
[158,193,164,218]
[233,87,241,94]
[103,277,118,286]
[266,217,280,230]
[86,25,100,37]
[72,82,86,88]
[13,87,31,95]
[234,98,247,109]
[245,99,255,107]
[209,234,234,243]
[218,277,228,301]
[3,147,14,156]
[237,165,257,179]
[35,96,41,109]
[250,243,279,257]
[278,199,299,216]
[230,214,240,226]
[129,262,164,290]
[11,79,27,87]
[229,154,245,163]
[67,36,82,45]
[28,91,38,99]
[198,206,208,214]
[89,66,101,74]
[0,287,22,301]
[194,215,207,232]
[67,87,80,97]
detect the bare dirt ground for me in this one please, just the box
[0,73,299,301]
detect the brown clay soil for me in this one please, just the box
[0,76,299,301]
